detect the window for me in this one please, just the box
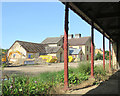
[28,54,33,59]
[87,46,88,51]
[28,54,31,59]
[13,54,15,58]
[87,54,89,61]
[80,53,82,61]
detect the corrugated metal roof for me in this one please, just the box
[69,48,81,55]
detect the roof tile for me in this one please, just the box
[68,37,91,46]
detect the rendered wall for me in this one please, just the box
[112,42,120,69]
[7,42,26,57]
[85,38,91,61]
[7,42,27,63]
[48,44,57,47]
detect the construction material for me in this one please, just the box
[24,60,35,64]
[2,52,7,63]
[40,55,57,63]
[68,56,74,62]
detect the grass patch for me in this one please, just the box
[78,61,91,74]
[2,61,109,95]
[94,65,106,76]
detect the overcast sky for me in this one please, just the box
[2,2,109,50]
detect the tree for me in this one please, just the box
[95,52,103,60]
[105,50,112,60]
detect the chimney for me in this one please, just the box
[68,34,73,39]
[75,34,81,38]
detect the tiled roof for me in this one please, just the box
[17,40,47,53]
[41,37,63,44]
[9,40,62,54]
[68,37,91,46]
[45,46,61,54]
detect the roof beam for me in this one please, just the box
[96,12,120,19]
[107,29,120,32]
[106,26,120,30]
[68,2,113,41]
[110,33,120,36]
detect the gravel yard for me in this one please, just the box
[3,60,109,75]
[3,63,78,75]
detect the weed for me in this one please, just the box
[2,62,108,95]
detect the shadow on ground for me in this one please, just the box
[83,69,120,96]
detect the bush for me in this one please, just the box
[95,52,103,60]
[67,68,89,85]
[78,61,91,75]
[94,65,106,76]
[3,68,90,95]
[3,74,52,95]
[2,63,7,67]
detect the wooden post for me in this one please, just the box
[64,2,69,90]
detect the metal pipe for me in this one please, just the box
[112,42,113,68]
[103,33,105,70]
[109,40,111,72]
[64,2,69,90]
[91,22,94,77]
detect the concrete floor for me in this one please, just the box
[82,69,120,95]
